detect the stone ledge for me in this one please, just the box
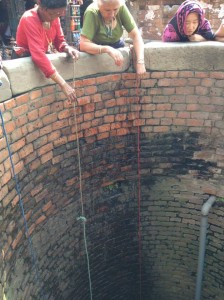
[1,41,224,101]
[0,48,130,102]
[144,41,224,71]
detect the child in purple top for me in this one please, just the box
[162,0,215,42]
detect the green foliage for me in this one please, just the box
[216,197,224,202]
[103,182,119,191]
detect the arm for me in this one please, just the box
[80,35,124,66]
[214,20,224,41]
[188,34,207,42]
[50,71,76,103]
[162,24,180,42]
[54,18,79,60]
[128,27,146,77]
[21,16,77,102]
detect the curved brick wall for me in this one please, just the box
[1,44,224,300]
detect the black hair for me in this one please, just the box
[39,0,67,9]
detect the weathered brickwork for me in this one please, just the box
[0,71,224,299]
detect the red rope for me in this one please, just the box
[136,78,142,300]
[129,45,142,298]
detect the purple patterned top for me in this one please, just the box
[162,0,214,42]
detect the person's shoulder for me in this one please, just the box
[118,3,131,16]
[119,3,128,11]
[21,7,39,21]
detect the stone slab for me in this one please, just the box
[2,48,130,97]
[2,42,224,100]
[145,41,224,71]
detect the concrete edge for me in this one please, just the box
[1,41,224,101]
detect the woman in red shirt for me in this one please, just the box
[15,0,79,102]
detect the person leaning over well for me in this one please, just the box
[79,0,146,77]
[162,0,215,42]
[14,0,79,102]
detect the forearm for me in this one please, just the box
[215,36,224,42]
[215,20,224,37]
[50,71,66,88]
[80,41,100,54]
[188,34,207,42]
[129,29,146,76]
[80,34,113,55]
[130,30,145,63]
[50,71,77,102]
[80,41,111,55]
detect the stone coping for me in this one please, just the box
[1,41,224,101]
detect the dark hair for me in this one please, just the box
[39,0,67,9]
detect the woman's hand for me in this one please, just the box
[136,62,146,78]
[79,36,124,66]
[188,34,206,42]
[106,46,124,66]
[64,45,79,60]
[61,82,77,104]
[50,71,76,103]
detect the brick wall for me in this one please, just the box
[1,71,224,299]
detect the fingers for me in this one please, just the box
[109,48,124,66]
[66,86,77,104]
[67,89,77,103]
[61,82,77,103]
[136,64,146,79]
[72,50,79,60]
[115,55,123,66]
[67,47,79,61]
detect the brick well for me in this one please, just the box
[1,44,224,300]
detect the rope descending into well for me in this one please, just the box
[0,110,46,300]
[131,47,143,299]
[127,45,143,299]
[72,60,93,300]
[137,83,142,300]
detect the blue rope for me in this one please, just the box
[0,110,46,300]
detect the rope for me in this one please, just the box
[72,61,93,300]
[0,110,46,300]
[128,45,143,298]
[132,49,143,299]
[137,96,142,300]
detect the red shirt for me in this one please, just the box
[16,7,68,77]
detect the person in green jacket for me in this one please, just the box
[80,0,146,77]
